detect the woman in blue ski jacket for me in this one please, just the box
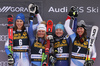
[28,18,47,66]
[5,13,30,66]
[5,3,42,66]
[28,3,49,66]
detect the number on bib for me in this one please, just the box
[77,46,81,53]
[19,39,22,46]
[39,49,42,54]
[57,47,63,53]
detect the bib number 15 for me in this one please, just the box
[57,47,63,53]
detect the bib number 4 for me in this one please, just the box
[39,49,42,54]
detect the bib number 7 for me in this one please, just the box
[77,46,81,53]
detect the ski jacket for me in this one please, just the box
[64,16,97,61]
[54,17,77,61]
[54,35,70,60]
[28,14,46,61]
[5,13,43,55]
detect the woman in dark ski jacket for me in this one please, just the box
[64,6,96,66]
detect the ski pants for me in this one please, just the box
[31,61,41,66]
[70,58,85,66]
[55,60,69,66]
[13,52,29,66]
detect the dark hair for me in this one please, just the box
[13,22,25,31]
[75,29,87,42]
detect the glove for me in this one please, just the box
[8,54,14,65]
[84,59,94,66]
[47,35,53,40]
[35,5,39,14]
[68,6,78,17]
[29,16,33,23]
[50,55,57,63]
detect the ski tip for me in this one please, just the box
[47,20,53,22]
[47,20,53,25]
[7,15,13,18]
[92,25,99,29]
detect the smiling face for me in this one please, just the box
[37,30,46,38]
[55,29,64,37]
[77,27,85,36]
[16,19,24,30]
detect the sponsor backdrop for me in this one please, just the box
[0,0,100,66]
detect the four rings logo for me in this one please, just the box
[0,6,28,12]
[0,61,8,66]
[0,35,8,41]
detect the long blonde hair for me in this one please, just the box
[36,21,47,41]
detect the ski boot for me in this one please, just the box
[84,59,94,66]
[8,54,14,65]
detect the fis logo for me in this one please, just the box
[0,6,28,12]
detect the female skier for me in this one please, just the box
[28,3,55,66]
[5,4,42,66]
[28,19,47,66]
[54,16,77,66]
[54,22,70,66]
[64,6,97,66]
[28,3,47,66]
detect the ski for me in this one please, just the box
[85,26,99,66]
[42,20,53,66]
[7,15,13,54]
